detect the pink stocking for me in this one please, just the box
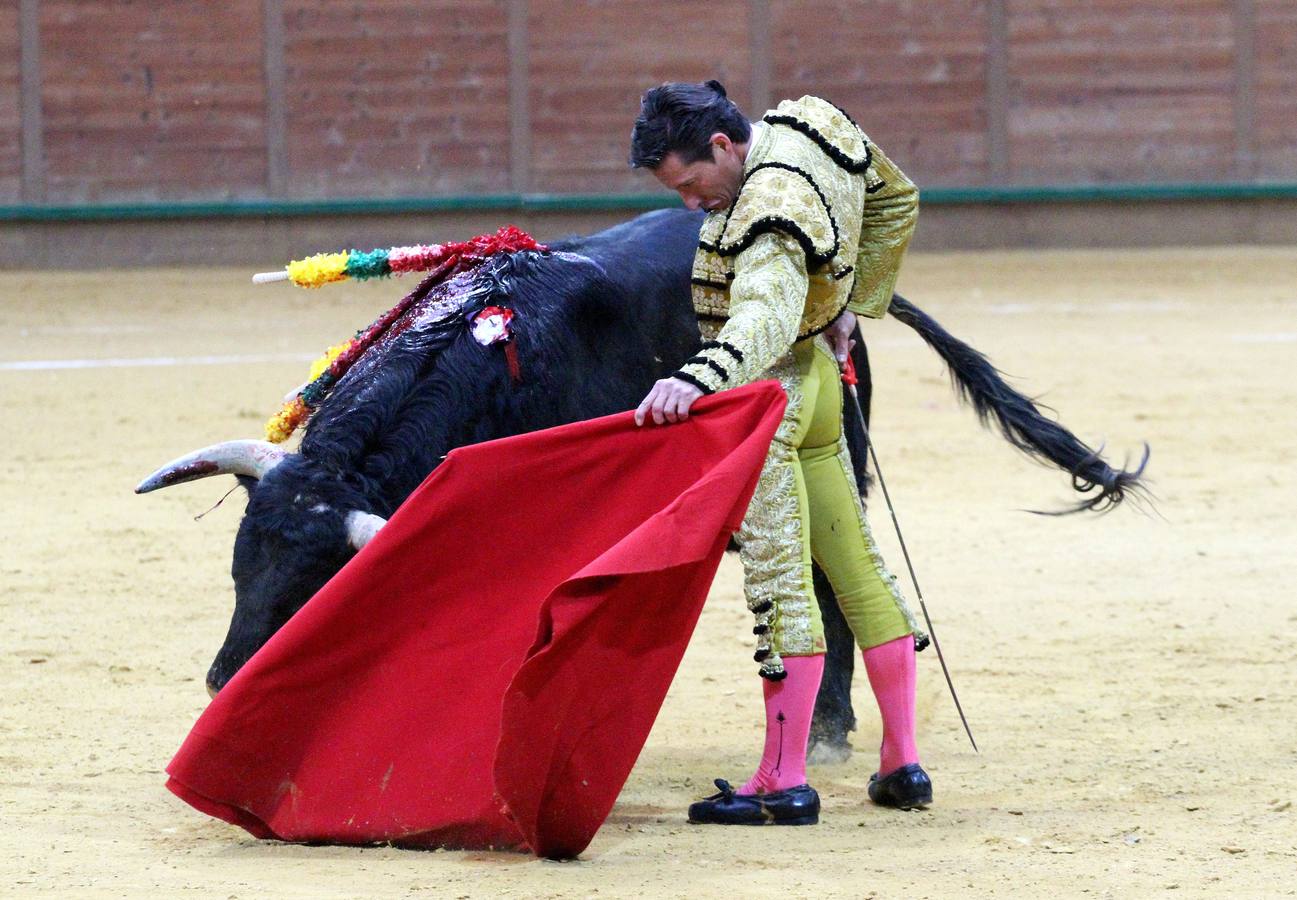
[739,654,824,795]
[862,635,920,776]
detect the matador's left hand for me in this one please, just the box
[635,376,704,426]
[825,308,857,371]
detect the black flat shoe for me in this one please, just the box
[688,779,820,826]
[867,763,933,809]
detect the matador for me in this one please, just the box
[631,80,931,825]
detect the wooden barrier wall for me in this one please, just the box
[5,0,1295,206]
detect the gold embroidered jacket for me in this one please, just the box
[674,96,918,395]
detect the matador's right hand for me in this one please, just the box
[635,376,704,427]
[826,309,858,370]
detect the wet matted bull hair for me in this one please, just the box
[629,79,752,169]
[266,228,545,443]
[296,250,627,509]
[297,262,514,484]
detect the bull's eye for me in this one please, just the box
[309,503,332,514]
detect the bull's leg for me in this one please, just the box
[809,563,856,763]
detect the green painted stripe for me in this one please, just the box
[925,182,1297,204]
[3,182,1297,222]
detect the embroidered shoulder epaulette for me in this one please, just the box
[762,97,872,173]
[717,162,838,269]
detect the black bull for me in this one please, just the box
[138,208,1147,756]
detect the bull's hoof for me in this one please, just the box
[807,738,853,765]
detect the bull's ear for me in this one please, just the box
[236,474,260,495]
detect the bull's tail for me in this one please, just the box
[886,293,1149,514]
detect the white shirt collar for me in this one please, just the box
[744,121,767,163]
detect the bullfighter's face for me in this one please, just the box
[653,133,747,213]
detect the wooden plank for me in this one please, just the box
[529,0,750,192]
[1006,2,1236,182]
[1254,0,1297,177]
[1233,0,1256,179]
[0,4,25,201]
[264,0,287,196]
[40,1,267,202]
[987,0,1009,182]
[509,0,531,192]
[770,0,992,186]
[282,1,511,199]
[20,0,44,203]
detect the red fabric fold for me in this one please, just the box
[165,381,786,857]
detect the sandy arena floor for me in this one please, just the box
[3,246,1295,898]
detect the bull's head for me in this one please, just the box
[136,441,388,696]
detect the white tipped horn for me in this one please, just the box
[283,380,310,403]
[135,440,287,494]
[345,511,387,551]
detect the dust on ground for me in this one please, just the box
[3,248,1295,898]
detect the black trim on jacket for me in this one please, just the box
[671,369,714,395]
[762,113,874,174]
[701,339,745,364]
[690,276,731,291]
[683,354,729,383]
[716,161,839,269]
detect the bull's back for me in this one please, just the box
[549,208,703,300]
[545,208,703,374]
[298,208,707,510]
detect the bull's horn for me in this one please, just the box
[135,440,287,494]
[283,380,310,403]
[345,511,387,551]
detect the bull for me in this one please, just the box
[137,208,1147,757]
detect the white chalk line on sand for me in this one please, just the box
[1229,332,1297,343]
[13,318,336,337]
[15,324,158,336]
[0,352,315,372]
[984,299,1187,315]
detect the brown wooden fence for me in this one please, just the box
[6,0,1295,207]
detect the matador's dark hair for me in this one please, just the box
[629,79,752,169]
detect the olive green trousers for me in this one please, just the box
[738,336,919,679]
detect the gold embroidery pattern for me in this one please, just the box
[765,96,871,169]
[719,166,836,264]
[737,351,816,678]
[697,319,724,342]
[847,156,918,319]
[692,213,732,317]
[689,94,917,338]
[677,232,807,392]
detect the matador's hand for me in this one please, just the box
[825,309,858,370]
[635,376,704,426]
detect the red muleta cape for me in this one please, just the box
[165,381,786,858]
